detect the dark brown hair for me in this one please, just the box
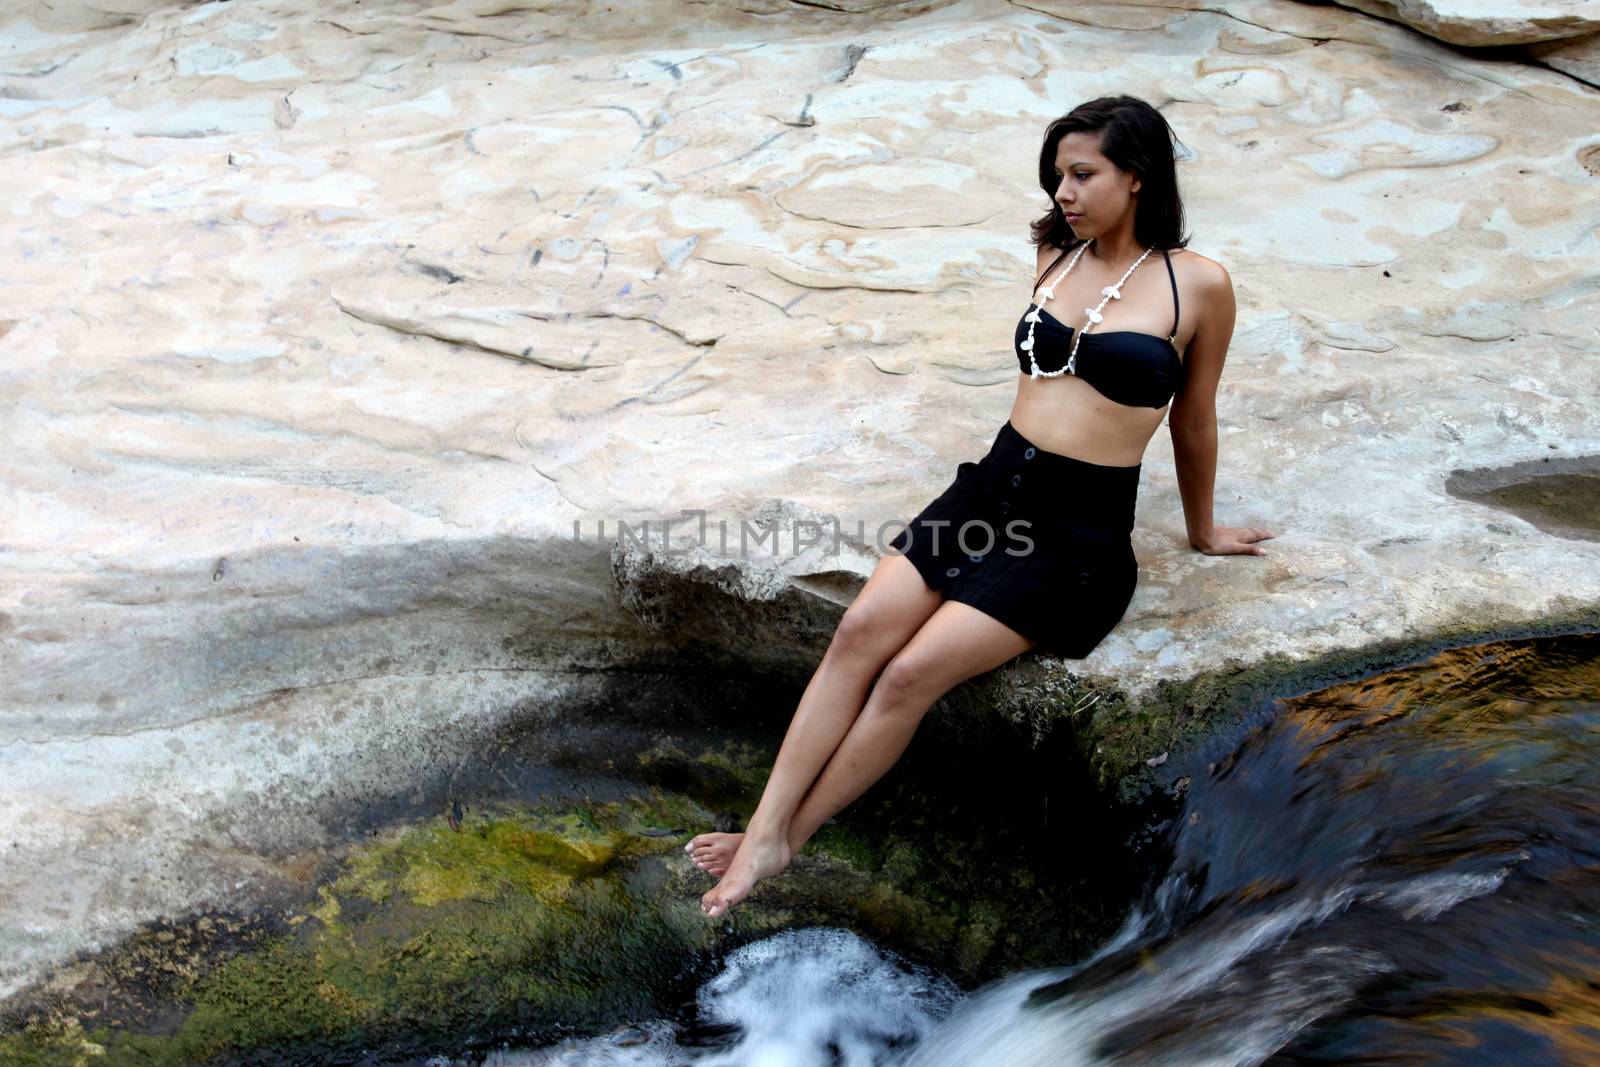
[1029,95,1190,253]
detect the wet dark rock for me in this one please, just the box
[1446,455,1600,541]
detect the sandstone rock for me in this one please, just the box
[1325,0,1600,47]
[2,0,1598,1003]
[1527,32,1600,88]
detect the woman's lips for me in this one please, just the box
[1065,212,1083,221]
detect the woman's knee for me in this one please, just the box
[871,652,937,712]
[828,604,896,663]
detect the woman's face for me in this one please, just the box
[1051,130,1140,239]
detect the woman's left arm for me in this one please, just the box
[1167,261,1275,556]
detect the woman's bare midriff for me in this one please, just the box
[1007,375,1168,468]
[1010,244,1191,467]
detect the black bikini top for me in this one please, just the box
[1014,244,1184,409]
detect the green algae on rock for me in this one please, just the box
[1,795,716,1066]
[0,782,1042,1066]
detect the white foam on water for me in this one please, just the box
[1374,868,1510,921]
[482,1020,677,1067]
[897,879,1379,1067]
[695,927,960,1067]
[491,927,959,1067]
[488,861,1504,1067]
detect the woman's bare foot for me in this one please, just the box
[684,831,743,877]
[700,833,792,918]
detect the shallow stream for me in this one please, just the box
[500,632,1600,1066]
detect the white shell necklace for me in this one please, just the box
[1020,238,1154,380]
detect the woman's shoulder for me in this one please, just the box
[1168,246,1232,290]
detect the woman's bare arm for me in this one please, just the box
[1168,261,1274,556]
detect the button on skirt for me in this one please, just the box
[886,420,1140,658]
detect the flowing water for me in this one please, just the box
[493,632,1600,1066]
[487,928,960,1067]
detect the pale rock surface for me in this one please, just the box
[3,0,1600,999]
[1324,0,1599,47]
[1528,32,1600,87]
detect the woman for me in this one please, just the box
[688,95,1275,919]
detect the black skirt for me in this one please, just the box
[887,420,1140,658]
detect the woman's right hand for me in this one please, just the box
[1194,525,1275,556]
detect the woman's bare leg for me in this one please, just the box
[688,603,1037,876]
[700,601,1034,916]
[684,554,942,887]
